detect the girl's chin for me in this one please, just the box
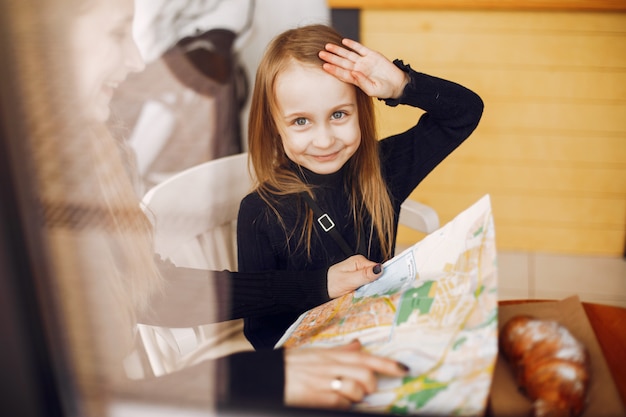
[305,162,344,175]
[88,102,112,122]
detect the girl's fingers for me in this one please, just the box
[284,343,410,409]
[328,393,353,409]
[331,377,367,402]
[325,41,361,61]
[319,50,353,70]
[304,362,377,395]
[323,346,410,379]
[321,45,344,63]
[323,42,348,57]
[361,354,410,377]
[341,38,368,55]
[321,62,357,85]
[323,41,367,67]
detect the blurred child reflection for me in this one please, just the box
[20,0,408,412]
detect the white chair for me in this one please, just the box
[130,151,439,377]
[398,199,439,237]
[134,152,254,378]
[142,152,252,271]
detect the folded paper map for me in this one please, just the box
[276,194,498,415]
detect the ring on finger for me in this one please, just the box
[331,376,343,391]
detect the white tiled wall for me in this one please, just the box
[497,251,626,308]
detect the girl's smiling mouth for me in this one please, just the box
[311,151,341,162]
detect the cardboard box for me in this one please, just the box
[489,296,625,417]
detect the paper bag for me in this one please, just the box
[490,295,625,417]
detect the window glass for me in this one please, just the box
[0,1,359,416]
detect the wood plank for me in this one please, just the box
[451,133,626,166]
[364,32,626,69]
[415,164,626,196]
[446,129,626,169]
[408,191,625,226]
[486,225,624,254]
[397,194,626,255]
[480,102,626,132]
[361,9,626,33]
[449,70,626,102]
[376,101,626,139]
[330,0,626,12]
[397,225,625,255]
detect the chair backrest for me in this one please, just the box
[142,152,252,271]
[132,153,254,378]
[398,198,439,235]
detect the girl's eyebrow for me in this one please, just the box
[282,111,309,120]
[283,103,356,119]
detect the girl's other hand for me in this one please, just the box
[327,254,383,299]
[319,38,408,100]
[284,340,409,409]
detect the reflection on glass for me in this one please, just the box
[5,0,216,414]
[2,0,411,416]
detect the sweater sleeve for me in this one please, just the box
[236,192,280,272]
[230,267,331,319]
[219,348,285,410]
[380,60,484,203]
[138,256,330,327]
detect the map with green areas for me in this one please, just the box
[277,195,498,416]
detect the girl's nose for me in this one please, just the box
[312,124,335,148]
[125,39,145,73]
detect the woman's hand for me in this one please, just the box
[327,254,382,299]
[319,38,409,100]
[284,340,409,409]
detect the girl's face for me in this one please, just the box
[275,61,361,175]
[70,0,144,122]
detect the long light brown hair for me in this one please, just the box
[248,24,395,261]
[6,0,164,395]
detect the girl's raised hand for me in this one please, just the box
[319,38,408,100]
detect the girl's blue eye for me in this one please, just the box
[331,111,345,120]
[294,118,308,126]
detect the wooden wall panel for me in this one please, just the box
[360,10,626,255]
[329,1,626,12]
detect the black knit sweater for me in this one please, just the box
[237,61,484,350]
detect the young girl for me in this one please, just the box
[237,24,484,350]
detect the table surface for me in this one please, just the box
[499,300,626,408]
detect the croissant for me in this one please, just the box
[499,315,591,417]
